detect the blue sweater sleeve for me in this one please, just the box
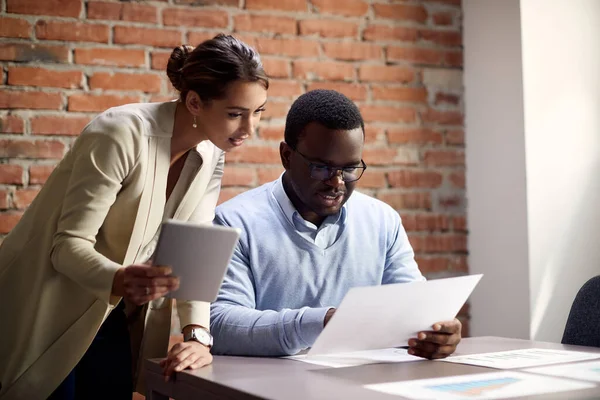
[382,213,426,284]
[210,216,330,356]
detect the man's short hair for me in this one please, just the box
[284,89,365,150]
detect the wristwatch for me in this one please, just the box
[183,327,213,348]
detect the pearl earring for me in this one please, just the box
[192,116,197,128]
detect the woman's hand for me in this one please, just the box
[112,264,180,305]
[160,340,213,381]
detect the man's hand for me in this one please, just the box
[324,308,336,327]
[159,340,213,381]
[408,318,462,359]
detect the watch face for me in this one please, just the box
[193,328,213,347]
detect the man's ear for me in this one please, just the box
[280,141,292,170]
[185,91,203,116]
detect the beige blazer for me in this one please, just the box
[0,101,225,399]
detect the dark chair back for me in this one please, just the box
[562,276,600,347]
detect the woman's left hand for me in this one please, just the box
[159,340,213,381]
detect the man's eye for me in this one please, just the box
[313,165,329,171]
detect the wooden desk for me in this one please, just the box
[145,336,600,399]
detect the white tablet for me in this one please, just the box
[152,219,241,302]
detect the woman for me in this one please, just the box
[0,34,269,400]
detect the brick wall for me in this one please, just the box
[0,0,467,330]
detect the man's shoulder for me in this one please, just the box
[348,190,397,215]
[215,181,276,224]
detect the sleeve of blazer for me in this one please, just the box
[177,149,225,330]
[51,111,143,306]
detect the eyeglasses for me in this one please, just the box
[293,149,367,182]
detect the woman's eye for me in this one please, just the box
[254,108,266,114]
[228,113,243,118]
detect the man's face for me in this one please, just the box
[281,122,364,223]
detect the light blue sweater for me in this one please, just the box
[210,179,424,356]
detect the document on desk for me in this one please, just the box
[286,347,421,368]
[525,359,600,382]
[364,371,594,399]
[440,348,600,369]
[307,274,482,356]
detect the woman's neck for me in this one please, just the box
[170,102,207,164]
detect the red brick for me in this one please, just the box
[218,188,245,205]
[402,214,449,232]
[409,234,467,253]
[435,92,460,105]
[311,0,368,17]
[261,102,291,120]
[357,170,386,189]
[387,47,444,65]
[0,165,24,184]
[255,38,320,58]
[424,150,465,166]
[293,60,354,81]
[187,32,223,46]
[0,43,69,63]
[364,126,386,144]
[0,91,62,110]
[68,94,140,112]
[438,193,463,209]
[419,30,462,47]
[163,8,228,28]
[373,4,427,23]
[387,128,442,145]
[235,14,296,35]
[453,216,467,231]
[257,168,283,184]
[150,51,169,71]
[306,82,367,101]
[446,130,464,146]
[0,17,31,39]
[35,20,109,43]
[245,0,307,12]
[175,0,238,5]
[423,0,461,5]
[7,0,82,18]
[446,51,463,67]
[322,42,382,61]
[0,190,10,210]
[358,65,414,83]
[29,165,56,184]
[363,148,416,166]
[222,166,256,187]
[299,19,359,39]
[114,26,182,48]
[377,191,431,210]
[433,12,454,26]
[421,109,463,125]
[0,212,24,234]
[262,58,290,78]
[8,67,83,89]
[372,86,427,103]
[416,256,467,273]
[13,189,39,209]
[268,80,304,98]
[363,25,418,42]
[360,105,416,123]
[0,140,65,159]
[226,145,281,164]
[89,72,162,93]
[149,95,178,103]
[31,116,92,136]
[0,115,24,134]
[75,48,146,68]
[88,2,158,24]
[259,125,284,141]
[388,170,443,188]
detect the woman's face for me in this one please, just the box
[196,81,268,152]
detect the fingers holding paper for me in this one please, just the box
[407,318,462,359]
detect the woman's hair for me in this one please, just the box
[166,34,269,102]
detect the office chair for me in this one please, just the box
[562,275,600,347]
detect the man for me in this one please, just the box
[210,90,461,358]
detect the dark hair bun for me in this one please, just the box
[166,45,194,92]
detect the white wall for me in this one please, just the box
[521,0,600,342]
[465,0,600,342]
[463,0,531,339]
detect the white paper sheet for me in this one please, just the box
[365,371,595,399]
[526,360,600,382]
[286,347,421,368]
[308,274,482,356]
[440,348,600,369]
